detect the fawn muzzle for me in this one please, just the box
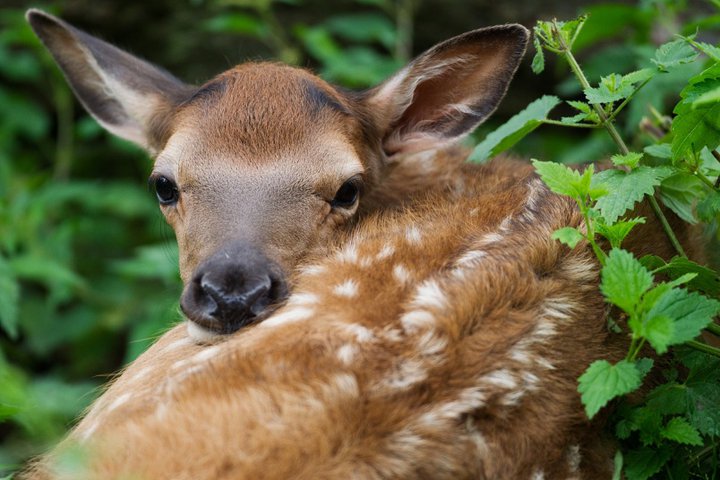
[180,242,288,334]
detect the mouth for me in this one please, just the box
[182,303,283,344]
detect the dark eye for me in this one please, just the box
[152,176,179,205]
[331,178,361,209]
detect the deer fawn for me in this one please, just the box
[22,9,698,480]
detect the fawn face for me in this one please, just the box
[28,10,528,337]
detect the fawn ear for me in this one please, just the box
[365,25,529,156]
[26,9,192,152]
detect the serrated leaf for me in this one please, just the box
[681,35,720,62]
[611,152,643,169]
[643,143,672,159]
[696,189,720,222]
[644,256,720,296]
[552,227,585,248]
[672,64,720,160]
[624,446,672,480]
[595,166,672,224]
[601,249,653,314]
[585,73,635,104]
[652,38,699,71]
[622,68,657,85]
[531,35,544,74]
[646,287,720,345]
[469,96,561,162]
[644,315,674,354]
[578,359,646,419]
[531,160,583,199]
[660,417,703,445]
[595,217,645,249]
[659,173,705,223]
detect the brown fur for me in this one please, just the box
[23,10,701,480]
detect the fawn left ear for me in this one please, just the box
[365,24,529,156]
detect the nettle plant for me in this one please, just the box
[471,15,720,480]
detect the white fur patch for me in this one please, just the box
[381,360,428,390]
[412,279,447,310]
[416,330,448,356]
[400,310,435,333]
[287,292,320,306]
[336,344,357,365]
[455,250,487,267]
[393,264,411,283]
[299,264,327,276]
[567,444,581,473]
[190,345,222,363]
[77,420,99,443]
[333,279,359,298]
[376,243,395,260]
[531,469,546,480]
[106,392,132,413]
[336,243,359,263]
[405,225,422,244]
[343,323,375,342]
[164,336,192,352]
[261,307,314,328]
[482,369,518,390]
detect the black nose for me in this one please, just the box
[180,243,288,334]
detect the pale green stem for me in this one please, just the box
[687,339,720,358]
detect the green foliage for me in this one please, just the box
[478,6,720,478]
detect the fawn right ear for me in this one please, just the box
[364,24,529,156]
[26,9,192,152]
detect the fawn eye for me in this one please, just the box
[152,176,179,205]
[331,178,361,209]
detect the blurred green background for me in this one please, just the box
[0,0,716,474]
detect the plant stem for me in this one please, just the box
[606,78,653,123]
[687,339,720,357]
[695,170,718,191]
[553,22,687,258]
[541,119,598,129]
[395,0,415,62]
[706,321,720,337]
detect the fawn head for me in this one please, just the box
[27,10,528,338]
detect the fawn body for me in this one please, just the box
[23,9,696,480]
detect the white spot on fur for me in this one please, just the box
[336,344,357,365]
[567,444,581,473]
[405,225,422,244]
[77,421,99,443]
[416,330,448,356]
[337,243,359,263]
[499,215,513,232]
[479,232,503,244]
[482,369,518,390]
[300,264,326,276]
[343,323,375,342]
[531,470,546,480]
[287,292,320,306]
[333,279,359,298]
[190,345,222,364]
[412,279,447,310]
[376,243,395,260]
[535,357,556,371]
[455,250,486,266]
[358,256,374,268]
[164,336,192,352]
[562,258,597,283]
[331,373,359,397]
[502,389,525,406]
[131,365,152,383]
[393,264,411,283]
[106,392,132,413]
[381,360,427,390]
[418,386,487,426]
[261,307,314,328]
[400,310,435,333]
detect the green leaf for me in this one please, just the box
[469,96,561,162]
[612,450,623,480]
[600,249,653,314]
[643,315,674,354]
[660,417,703,446]
[204,13,266,37]
[531,35,544,74]
[659,173,705,223]
[646,287,720,345]
[578,359,646,419]
[624,445,672,480]
[643,143,672,160]
[552,227,584,248]
[531,160,583,199]
[696,189,720,222]
[643,256,720,296]
[652,38,699,71]
[594,166,673,224]
[595,217,645,249]
[0,255,19,339]
[611,152,643,169]
[585,73,635,104]
[671,64,720,161]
